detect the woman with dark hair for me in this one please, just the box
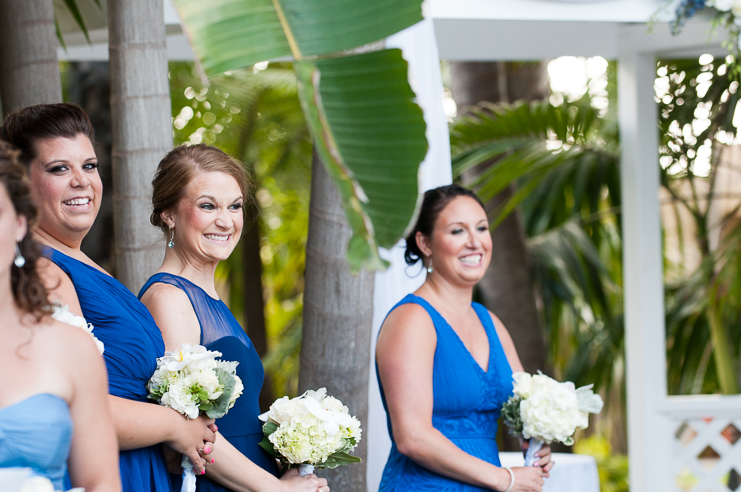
[139,143,330,492]
[376,184,554,492]
[1,103,216,492]
[0,140,120,491]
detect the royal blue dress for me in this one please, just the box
[139,273,279,492]
[377,294,514,492]
[46,248,170,492]
[0,394,73,490]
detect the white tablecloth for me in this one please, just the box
[499,452,600,492]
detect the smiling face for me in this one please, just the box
[27,134,101,245]
[0,183,28,280]
[166,171,244,264]
[417,196,492,287]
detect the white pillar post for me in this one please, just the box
[617,45,671,491]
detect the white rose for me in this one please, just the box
[512,372,533,398]
[260,396,301,425]
[229,375,244,409]
[192,369,221,398]
[710,0,733,11]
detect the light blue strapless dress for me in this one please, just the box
[377,294,514,492]
[0,394,73,490]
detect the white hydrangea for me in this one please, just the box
[260,388,363,465]
[510,372,604,445]
[161,379,199,419]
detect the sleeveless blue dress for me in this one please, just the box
[139,273,279,492]
[46,248,170,492]
[0,394,73,490]
[377,294,514,492]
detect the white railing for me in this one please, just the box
[659,395,741,492]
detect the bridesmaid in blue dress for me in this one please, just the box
[0,141,120,491]
[139,144,329,492]
[1,104,217,492]
[376,185,554,492]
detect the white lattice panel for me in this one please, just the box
[672,418,741,492]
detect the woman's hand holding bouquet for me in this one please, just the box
[502,372,604,467]
[147,344,243,492]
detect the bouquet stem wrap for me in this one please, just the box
[523,438,544,467]
[181,456,197,492]
[298,464,315,476]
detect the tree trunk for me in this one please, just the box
[449,61,549,376]
[0,0,62,115]
[107,0,172,292]
[299,150,374,492]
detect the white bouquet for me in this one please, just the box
[259,388,362,476]
[0,467,83,492]
[501,372,604,466]
[51,303,104,355]
[147,344,244,492]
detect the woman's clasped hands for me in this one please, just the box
[164,414,217,475]
[504,443,554,492]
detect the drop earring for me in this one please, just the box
[14,243,25,268]
[168,227,175,249]
[426,256,433,274]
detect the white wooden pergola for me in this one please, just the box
[58,1,741,491]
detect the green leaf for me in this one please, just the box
[171,0,423,76]
[259,437,278,456]
[59,0,92,44]
[262,421,278,437]
[204,368,237,419]
[295,49,427,272]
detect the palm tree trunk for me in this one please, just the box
[299,150,374,492]
[449,61,549,376]
[107,0,172,291]
[0,0,62,115]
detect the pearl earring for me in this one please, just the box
[168,227,175,249]
[426,256,433,274]
[14,243,25,268]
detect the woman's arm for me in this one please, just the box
[62,324,121,492]
[377,304,545,492]
[142,283,329,492]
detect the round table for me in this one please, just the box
[499,452,600,492]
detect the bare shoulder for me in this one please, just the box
[377,302,437,356]
[140,281,191,310]
[37,256,72,290]
[486,310,513,342]
[36,317,102,364]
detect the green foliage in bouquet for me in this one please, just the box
[199,368,238,419]
[500,395,523,437]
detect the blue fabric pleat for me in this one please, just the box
[377,294,514,491]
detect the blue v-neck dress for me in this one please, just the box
[377,294,514,492]
[46,248,170,492]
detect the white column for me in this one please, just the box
[617,44,672,492]
[366,19,452,492]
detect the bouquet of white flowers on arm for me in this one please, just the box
[501,372,604,466]
[147,344,244,492]
[259,388,362,476]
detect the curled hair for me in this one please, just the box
[151,144,252,235]
[404,184,486,266]
[0,103,95,168]
[0,141,52,320]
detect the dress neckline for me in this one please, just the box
[151,272,222,302]
[46,247,113,278]
[0,393,67,413]
[408,294,494,375]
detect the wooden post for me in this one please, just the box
[618,44,671,492]
[0,0,62,115]
[107,0,172,292]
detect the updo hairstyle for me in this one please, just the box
[0,103,95,168]
[404,184,487,266]
[150,144,252,235]
[0,141,52,320]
